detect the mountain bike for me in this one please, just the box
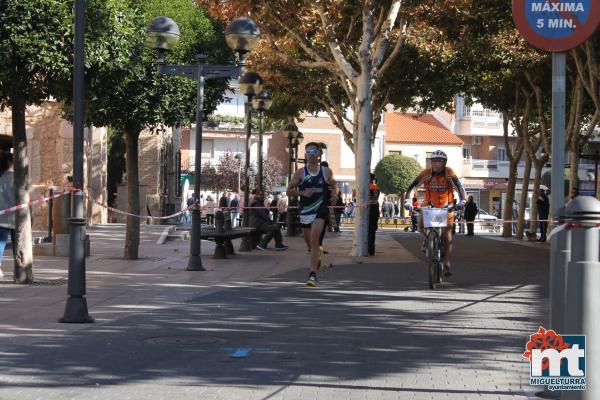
[419,207,452,289]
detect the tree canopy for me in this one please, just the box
[374,154,421,196]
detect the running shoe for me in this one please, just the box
[256,244,268,251]
[443,265,452,277]
[274,244,288,251]
[306,273,318,287]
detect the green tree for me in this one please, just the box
[201,0,466,256]
[374,155,421,197]
[0,0,72,283]
[57,0,232,259]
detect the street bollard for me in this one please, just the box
[550,206,570,334]
[562,196,600,400]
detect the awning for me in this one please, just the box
[463,183,486,190]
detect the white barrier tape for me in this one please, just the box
[0,189,75,216]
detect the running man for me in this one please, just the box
[405,150,466,276]
[287,142,339,286]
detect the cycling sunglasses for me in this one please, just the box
[305,149,320,155]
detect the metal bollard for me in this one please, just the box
[550,206,570,334]
[562,196,600,400]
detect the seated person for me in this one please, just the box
[250,189,288,251]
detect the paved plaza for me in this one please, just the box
[0,225,550,399]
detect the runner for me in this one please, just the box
[287,142,339,286]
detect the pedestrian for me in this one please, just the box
[382,196,393,223]
[410,196,419,232]
[263,194,273,219]
[346,199,355,219]
[334,195,344,232]
[537,188,550,242]
[368,173,381,256]
[205,195,216,225]
[464,195,478,236]
[182,195,194,224]
[250,189,288,251]
[269,195,279,224]
[512,199,519,234]
[230,194,240,227]
[287,142,339,286]
[277,192,288,224]
[0,153,15,279]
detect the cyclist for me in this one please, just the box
[405,150,466,277]
[287,142,339,286]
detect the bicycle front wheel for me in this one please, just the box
[427,230,438,289]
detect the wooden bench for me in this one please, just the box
[199,210,256,259]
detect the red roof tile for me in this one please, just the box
[385,113,463,145]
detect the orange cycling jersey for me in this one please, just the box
[406,167,466,208]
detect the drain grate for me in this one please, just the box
[0,278,67,286]
[145,335,228,346]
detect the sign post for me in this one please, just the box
[513,1,599,399]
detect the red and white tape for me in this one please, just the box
[0,189,75,216]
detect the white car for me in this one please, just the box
[476,209,498,221]
[475,209,500,232]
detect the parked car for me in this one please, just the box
[475,209,500,232]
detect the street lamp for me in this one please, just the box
[147,16,260,270]
[252,90,273,192]
[234,152,243,193]
[284,122,299,236]
[294,131,305,170]
[60,0,93,323]
[239,72,264,252]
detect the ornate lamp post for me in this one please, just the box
[239,72,263,251]
[284,122,299,236]
[234,152,243,193]
[60,0,93,323]
[252,90,273,192]
[146,16,260,270]
[294,131,305,170]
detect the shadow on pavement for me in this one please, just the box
[0,232,549,398]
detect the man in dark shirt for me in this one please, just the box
[537,188,550,242]
[368,173,381,256]
[250,190,288,251]
[463,195,479,236]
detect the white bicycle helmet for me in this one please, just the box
[430,150,447,160]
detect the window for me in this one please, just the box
[389,150,402,156]
[201,140,214,157]
[463,145,471,159]
[472,136,482,145]
[498,146,506,161]
[425,152,433,168]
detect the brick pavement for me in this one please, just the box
[0,226,549,400]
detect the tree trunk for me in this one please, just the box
[516,154,532,239]
[351,71,373,257]
[10,96,34,283]
[502,160,519,238]
[569,140,580,194]
[124,129,140,259]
